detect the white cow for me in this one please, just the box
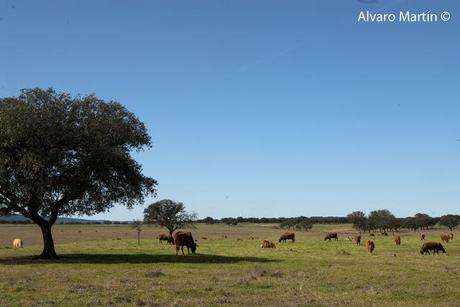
[13,238,23,248]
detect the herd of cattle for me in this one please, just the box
[154,230,454,256]
[10,230,454,256]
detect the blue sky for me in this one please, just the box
[1,0,459,220]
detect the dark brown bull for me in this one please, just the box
[158,233,174,244]
[394,236,401,246]
[279,232,295,243]
[420,242,446,255]
[173,231,197,255]
[324,232,338,241]
[366,240,375,254]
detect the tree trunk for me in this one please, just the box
[39,223,58,259]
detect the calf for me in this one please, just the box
[366,240,375,254]
[173,231,197,255]
[324,232,338,241]
[279,232,295,243]
[260,240,276,248]
[394,236,401,246]
[420,242,446,255]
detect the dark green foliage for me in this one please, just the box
[143,199,196,234]
[347,211,367,231]
[439,214,460,231]
[0,88,156,258]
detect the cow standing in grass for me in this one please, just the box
[13,239,23,249]
[449,232,454,241]
[366,240,375,254]
[324,233,338,241]
[353,235,361,245]
[441,234,450,243]
[158,233,174,244]
[420,233,426,240]
[394,236,401,246]
[420,242,446,255]
[173,231,197,255]
[279,232,295,243]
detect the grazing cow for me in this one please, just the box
[381,232,388,236]
[420,233,426,240]
[324,232,338,241]
[369,233,375,237]
[420,242,446,255]
[353,235,361,245]
[13,239,23,249]
[279,232,295,243]
[260,240,276,248]
[366,240,375,254]
[440,234,450,243]
[394,236,401,246]
[173,231,197,255]
[449,232,454,241]
[158,233,174,244]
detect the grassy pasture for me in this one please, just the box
[0,223,459,306]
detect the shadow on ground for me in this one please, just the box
[0,253,279,265]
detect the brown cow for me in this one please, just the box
[369,233,375,237]
[394,236,401,246]
[353,235,361,245]
[279,232,295,243]
[158,233,174,244]
[420,233,426,240]
[440,234,450,243]
[449,232,454,241]
[324,232,338,241]
[173,231,197,255]
[366,240,375,254]
[260,240,276,248]
[420,242,446,255]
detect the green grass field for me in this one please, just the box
[0,223,459,306]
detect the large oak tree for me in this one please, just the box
[0,88,157,258]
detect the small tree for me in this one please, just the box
[439,214,460,231]
[131,220,143,245]
[0,88,156,259]
[143,199,196,235]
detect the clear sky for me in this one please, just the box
[1,0,459,220]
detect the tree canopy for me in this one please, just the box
[439,214,460,231]
[0,88,157,258]
[143,199,196,234]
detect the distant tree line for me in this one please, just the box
[347,210,460,233]
[196,211,460,232]
[198,216,348,227]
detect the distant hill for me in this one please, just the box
[0,214,115,224]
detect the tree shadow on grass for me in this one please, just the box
[0,253,279,265]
